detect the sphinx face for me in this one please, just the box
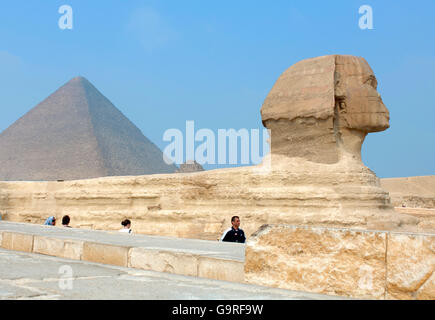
[335,56,390,133]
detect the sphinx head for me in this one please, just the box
[261,55,389,164]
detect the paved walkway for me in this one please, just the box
[0,248,341,300]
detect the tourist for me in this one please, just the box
[62,215,71,227]
[220,216,246,243]
[44,216,56,226]
[119,219,133,234]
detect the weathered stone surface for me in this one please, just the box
[245,225,387,299]
[33,236,83,260]
[245,224,435,300]
[392,207,435,233]
[0,158,422,240]
[198,256,245,282]
[82,242,129,267]
[1,232,33,253]
[261,55,336,123]
[382,174,435,232]
[128,248,198,277]
[386,232,435,300]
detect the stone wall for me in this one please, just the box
[0,154,425,241]
[245,224,435,299]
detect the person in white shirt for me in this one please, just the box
[119,219,133,234]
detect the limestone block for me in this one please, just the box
[245,225,387,299]
[386,232,435,300]
[0,231,2,247]
[198,256,244,282]
[128,248,198,277]
[1,232,34,253]
[82,242,129,267]
[33,236,83,260]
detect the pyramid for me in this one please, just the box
[0,76,177,181]
[176,160,205,173]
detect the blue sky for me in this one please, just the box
[0,0,434,177]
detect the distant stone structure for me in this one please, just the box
[381,176,435,209]
[176,160,205,173]
[0,76,177,181]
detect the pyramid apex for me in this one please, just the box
[69,76,89,82]
[63,76,93,90]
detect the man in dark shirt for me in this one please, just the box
[220,216,246,243]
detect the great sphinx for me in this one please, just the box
[0,55,420,239]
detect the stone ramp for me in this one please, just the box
[0,221,244,282]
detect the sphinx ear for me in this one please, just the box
[334,71,347,112]
[334,87,351,129]
[334,98,350,128]
[334,91,348,115]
